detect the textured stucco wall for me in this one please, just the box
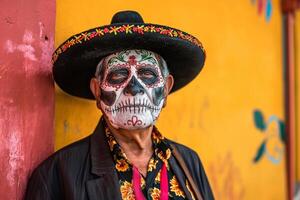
[0,0,55,199]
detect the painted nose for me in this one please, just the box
[123,76,145,96]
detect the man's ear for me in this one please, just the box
[90,77,101,101]
[163,74,174,107]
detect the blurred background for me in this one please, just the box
[0,0,299,199]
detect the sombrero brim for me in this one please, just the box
[52,23,205,99]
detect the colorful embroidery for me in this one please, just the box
[52,24,204,63]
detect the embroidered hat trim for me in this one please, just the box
[52,24,204,63]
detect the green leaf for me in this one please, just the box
[253,140,266,163]
[253,110,266,131]
[140,53,148,60]
[279,121,286,143]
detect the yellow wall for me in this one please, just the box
[55,1,287,199]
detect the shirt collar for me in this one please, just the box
[103,122,172,164]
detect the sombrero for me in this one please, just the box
[52,10,205,99]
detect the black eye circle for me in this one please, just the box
[106,68,129,85]
[137,68,158,85]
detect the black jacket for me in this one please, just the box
[24,120,214,200]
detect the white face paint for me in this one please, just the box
[98,49,167,130]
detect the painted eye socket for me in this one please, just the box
[106,68,129,85]
[137,68,158,85]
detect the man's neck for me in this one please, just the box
[104,117,155,176]
[104,118,153,157]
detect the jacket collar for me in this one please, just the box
[169,155,194,200]
[86,117,122,200]
[90,117,115,175]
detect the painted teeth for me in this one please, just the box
[103,98,162,114]
[106,102,160,113]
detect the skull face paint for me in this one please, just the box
[98,49,167,129]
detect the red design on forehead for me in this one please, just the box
[128,55,137,65]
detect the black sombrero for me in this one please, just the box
[52,10,206,99]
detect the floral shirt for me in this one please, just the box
[104,125,196,200]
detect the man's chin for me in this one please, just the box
[102,113,157,130]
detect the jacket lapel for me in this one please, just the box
[86,118,122,200]
[86,172,121,200]
[169,155,194,200]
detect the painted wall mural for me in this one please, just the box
[251,0,273,21]
[208,152,245,200]
[253,109,285,164]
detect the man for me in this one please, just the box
[25,11,214,200]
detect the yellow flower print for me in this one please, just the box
[186,180,196,200]
[116,159,129,172]
[158,149,171,162]
[170,176,185,197]
[152,128,164,141]
[148,158,159,172]
[150,187,161,200]
[165,162,170,170]
[165,149,171,159]
[105,127,112,137]
[105,129,117,151]
[121,152,130,161]
[120,181,135,200]
[107,136,117,151]
[141,177,146,189]
[155,171,161,183]
[152,131,163,144]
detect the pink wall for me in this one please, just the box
[0,0,55,199]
